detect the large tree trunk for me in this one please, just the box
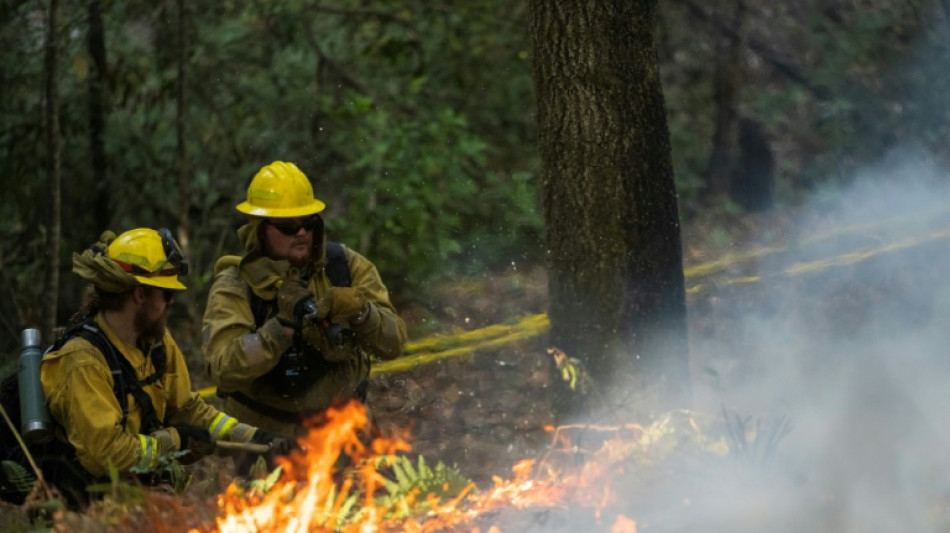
[88,0,110,232]
[42,0,62,342]
[530,0,689,422]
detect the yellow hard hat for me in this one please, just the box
[235,161,326,218]
[107,228,188,290]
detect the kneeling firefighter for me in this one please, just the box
[202,161,407,437]
[18,228,289,507]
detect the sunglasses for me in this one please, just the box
[266,216,320,236]
[161,289,175,303]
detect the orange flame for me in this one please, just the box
[207,401,637,532]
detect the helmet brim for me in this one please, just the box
[235,199,326,218]
[135,275,187,290]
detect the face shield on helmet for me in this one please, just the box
[107,227,189,290]
[235,161,327,218]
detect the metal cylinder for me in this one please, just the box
[18,328,52,444]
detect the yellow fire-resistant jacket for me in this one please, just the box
[40,314,237,478]
[201,227,406,436]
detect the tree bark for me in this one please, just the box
[704,1,745,202]
[43,0,62,342]
[530,0,690,422]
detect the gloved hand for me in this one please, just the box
[233,429,297,475]
[316,286,367,324]
[276,278,313,326]
[303,321,356,361]
[251,429,296,456]
[173,425,216,464]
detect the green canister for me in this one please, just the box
[18,328,52,444]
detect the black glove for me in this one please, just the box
[175,425,215,464]
[276,279,313,326]
[234,429,296,475]
[251,429,295,456]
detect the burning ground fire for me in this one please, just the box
[199,400,680,533]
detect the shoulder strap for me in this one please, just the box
[50,319,163,434]
[248,290,273,330]
[324,241,351,287]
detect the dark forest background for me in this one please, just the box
[2,0,949,365]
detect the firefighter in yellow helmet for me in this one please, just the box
[39,227,289,506]
[202,161,407,437]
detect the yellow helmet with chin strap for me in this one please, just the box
[108,228,188,290]
[236,161,326,218]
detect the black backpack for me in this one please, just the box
[0,318,166,507]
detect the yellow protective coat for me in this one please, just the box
[202,224,406,436]
[40,315,224,478]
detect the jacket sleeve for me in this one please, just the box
[160,333,232,437]
[345,248,408,360]
[41,341,147,477]
[202,266,293,390]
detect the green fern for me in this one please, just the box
[1,459,36,493]
[373,454,472,516]
[233,456,282,497]
[320,483,360,529]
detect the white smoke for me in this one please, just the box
[681,151,950,533]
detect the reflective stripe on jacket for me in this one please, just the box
[40,314,223,477]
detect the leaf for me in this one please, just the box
[262,465,282,492]
[1,459,35,493]
[374,454,473,516]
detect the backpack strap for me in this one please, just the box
[324,241,352,288]
[50,318,164,434]
[248,291,274,331]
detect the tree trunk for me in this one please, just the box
[88,0,110,232]
[530,0,689,422]
[43,0,62,342]
[704,1,746,202]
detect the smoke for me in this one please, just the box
[678,151,950,533]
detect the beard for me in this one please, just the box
[286,242,312,267]
[135,306,169,345]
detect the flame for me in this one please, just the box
[206,400,647,533]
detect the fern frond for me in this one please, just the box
[1,459,36,493]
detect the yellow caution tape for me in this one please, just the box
[196,221,950,386]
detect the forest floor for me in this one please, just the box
[368,186,950,532]
[4,182,950,532]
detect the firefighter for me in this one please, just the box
[202,161,407,437]
[39,227,287,504]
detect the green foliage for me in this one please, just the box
[87,459,148,505]
[231,456,282,497]
[1,459,36,494]
[0,0,541,360]
[127,450,192,495]
[322,484,361,530]
[373,454,472,517]
[1,0,947,361]
[223,453,472,525]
